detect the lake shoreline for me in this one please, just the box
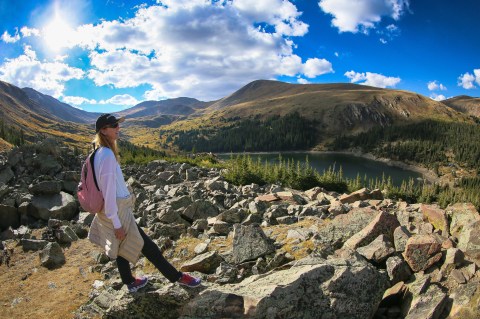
[216,150,440,184]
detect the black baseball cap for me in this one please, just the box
[95,114,125,133]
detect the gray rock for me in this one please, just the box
[0,204,19,230]
[152,224,186,240]
[0,166,14,185]
[344,211,400,250]
[214,262,239,284]
[241,213,263,226]
[403,235,442,272]
[314,207,378,254]
[216,208,248,224]
[181,255,389,319]
[28,180,63,195]
[70,223,89,239]
[455,220,480,262]
[211,221,230,236]
[394,225,411,252]
[21,239,49,252]
[30,192,78,221]
[446,203,480,238]
[169,195,192,211]
[56,226,79,244]
[180,251,223,274]
[405,284,447,319]
[356,234,396,263]
[76,212,94,226]
[181,200,219,222]
[194,242,209,255]
[157,208,186,225]
[386,255,412,284]
[205,178,226,192]
[276,215,297,224]
[104,284,189,319]
[191,219,208,231]
[39,242,65,269]
[232,224,275,264]
[33,153,62,175]
[286,228,313,241]
[248,200,269,214]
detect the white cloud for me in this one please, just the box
[20,27,40,37]
[458,72,477,89]
[1,30,20,43]
[47,1,331,100]
[318,0,409,33]
[297,77,310,84]
[62,96,97,105]
[430,93,446,101]
[232,0,309,36]
[99,94,140,106]
[345,70,400,88]
[303,58,333,78]
[427,80,447,91]
[0,46,84,97]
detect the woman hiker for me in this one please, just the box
[87,113,201,292]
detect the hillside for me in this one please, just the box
[159,80,472,151]
[443,95,480,118]
[0,81,92,148]
[23,88,101,124]
[209,80,467,129]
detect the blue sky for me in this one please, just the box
[0,0,479,113]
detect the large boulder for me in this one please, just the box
[180,255,389,319]
[420,204,449,234]
[314,207,378,254]
[181,200,219,222]
[30,192,78,221]
[28,180,63,195]
[232,224,275,264]
[403,235,442,272]
[446,203,480,237]
[180,251,223,274]
[343,211,400,250]
[404,284,448,319]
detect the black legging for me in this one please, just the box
[117,224,182,285]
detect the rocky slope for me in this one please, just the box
[0,140,479,318]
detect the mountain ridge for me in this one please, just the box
[23,87,101,123]
[0,79,477,152]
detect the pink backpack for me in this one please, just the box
[77,148,104,214]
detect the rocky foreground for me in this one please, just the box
[1,140,479,319]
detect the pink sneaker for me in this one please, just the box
[178,273,201,287]
[127,276,148,293]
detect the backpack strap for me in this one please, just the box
[90,148,101,192]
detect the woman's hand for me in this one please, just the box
[114,227,126,240]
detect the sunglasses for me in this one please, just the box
[104,122,119,129]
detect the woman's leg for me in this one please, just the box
[117,255,135,284]
[137,225,182,282]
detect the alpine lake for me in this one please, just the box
[217,152,424,187]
